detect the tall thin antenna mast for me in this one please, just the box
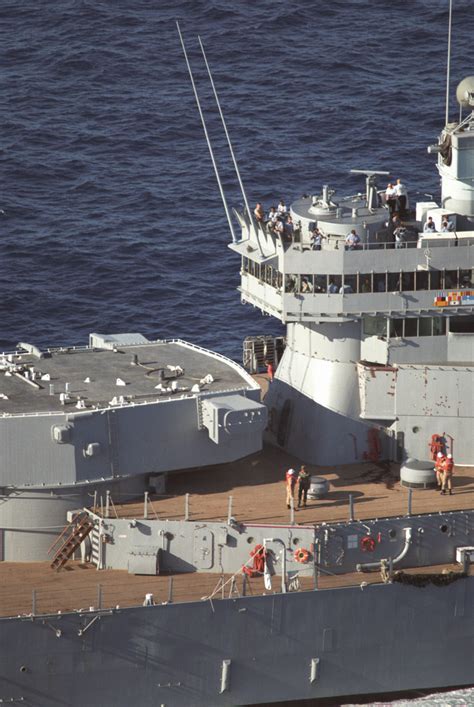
[176,22,237,244]
[198,36,254,234]
[445,0,453,126]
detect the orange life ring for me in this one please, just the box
[294,548,310,563]
[360,535,376,552]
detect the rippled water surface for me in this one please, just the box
[1,1,474,704]
[1,0,473,363]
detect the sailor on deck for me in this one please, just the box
[441,215,454,232]
[277,199,288,216]
[395,178,409,216]
[345,229,361,250]
[297,465,311,508]
[435,451,446,488]
[254,202,265,224]
[441,454,454,495]
[285,468,297,509]
[423,216,436,233]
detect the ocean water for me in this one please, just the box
[1,0,473,362]
[1,2,474,704]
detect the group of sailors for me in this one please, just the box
[423,214,455,233]
[285,466,311,509]
[385,179,409,217]
[435,452,455,495]
[254,200,297,240]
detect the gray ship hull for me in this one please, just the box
[2,576,473,706]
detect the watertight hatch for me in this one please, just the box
[193,529,214,570]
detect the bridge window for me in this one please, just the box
[445,270,458,288]
[390,319,404,338]
[449,315,474,333]
[432,318,446,335]
[402,272,414,291]
[404,318,418,337]
[373,273,386,293]
[416,271,429,291]
[460,269,473,288]
[418,318,432,336]
[364,317,386,336]
[285,275,297,293]
[359,274,372,293]
[429,270,442,289]
[300,275,314,293]
[328,275,342,293]
[387,272,401,292]
[344,274,357,293]
[314,275,327,293]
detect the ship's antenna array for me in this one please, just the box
[198,36,255,235]
[176,21,237,244]
[445,0,453,126]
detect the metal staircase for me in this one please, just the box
[49,512,94,570]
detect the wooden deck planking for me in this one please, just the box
[107,444,474,526]
[0,561,467,619]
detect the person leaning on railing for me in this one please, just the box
[310,226,326,250]
[345,229,361,250]
[423,216,436,233]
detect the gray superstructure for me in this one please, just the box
[0,333,266,561]
[2,53,474,707]
[232,77,474,467]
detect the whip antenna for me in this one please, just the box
[176,22,237,244]
[445,0,453,126]
[198,36,254,235]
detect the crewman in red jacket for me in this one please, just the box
[441,454,454,495]
[435,451,446,489]
[285,468,297,509]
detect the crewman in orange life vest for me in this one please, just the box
[441,453,454,495]
[435,451,446,489]
[285,468,297,509]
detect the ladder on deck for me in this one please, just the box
[49,512,94,570]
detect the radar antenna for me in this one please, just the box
[445,0,453,126]
[176,22,237,244]
[350,169,390,209]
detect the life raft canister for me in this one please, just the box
[360,535,376,552]
[294,548,310,563]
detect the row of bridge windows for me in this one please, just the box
[364,316,447,338]
[242,259,473,294]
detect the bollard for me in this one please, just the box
[348,493,354,522]
[184,493,190,521]
[168,577,174,604]
[227,496,233,525]
[407,488,413,516]
[144,491,149,520]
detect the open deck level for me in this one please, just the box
[106,442,474,525]
[0,561,466,619]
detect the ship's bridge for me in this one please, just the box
[230,222,474,324]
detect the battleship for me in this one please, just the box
[1,20,474,707]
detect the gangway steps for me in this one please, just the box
[49,512,94,570]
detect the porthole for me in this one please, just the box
[389,529,397,539]
[247,536,254,544]
[292,538,300,546]
[412,426,420,433]
[440,524,448,533]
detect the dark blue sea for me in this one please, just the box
[1,0,473,364]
